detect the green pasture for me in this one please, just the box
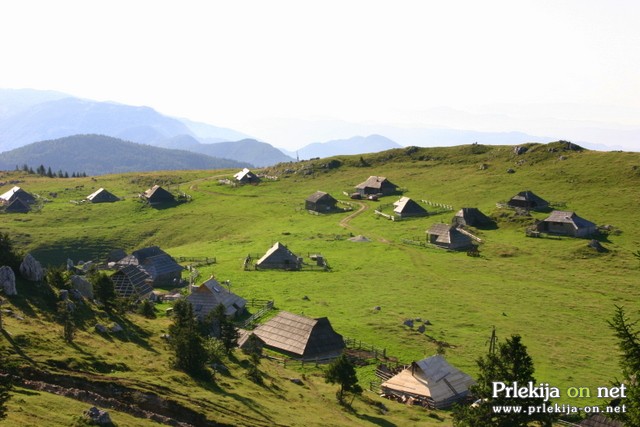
[1,142,639,425]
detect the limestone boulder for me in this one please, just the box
[70,275,94,299]
[0,266,17,295]
[19,254,44,282]
[83,407,112,425]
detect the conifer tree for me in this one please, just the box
[325,353,362,404]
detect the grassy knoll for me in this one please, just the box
[1,142,640,425]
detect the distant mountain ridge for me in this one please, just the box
[0,89,293,167]
[0,134,249,176]
[297,134,402,160]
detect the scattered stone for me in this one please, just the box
[66,258,74,271]
[95,324,108,333]
[20,253,44,282]
[302,295,310,301]
[514,146,528,155]
[403,319,414,328]
[0,266,17,295]
[348,235,370,242]
[559,155,568,161]
[110,323,123,333]
[70,275,94,299]
[83,406,112,425]
[59,289,69,301]
[290,378,304,385]
[373,306,381,311]
[479,163,489,170]
[506,168,515,174]
[424,320,432,325]
[417,325,426,333]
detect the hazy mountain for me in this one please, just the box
[297,134,402,160]
[188,139,295,167]
[0,88,70,119]
[179,118,249,142]
[0,134,249,176]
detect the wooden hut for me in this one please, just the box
[381,354,475,409]
[116,246,183,287]
[427,224,473,250]
[393,197,427,218]
[246,311,345,360]
[453,207,493,227]
[305,191,338,213]
[4,198,31,213]
[355,176,398,197]
[255,242,302,270]
[507,190,549,211]
[0,186,36,205]
[141,185,175,205]
[187,278,247,320]
[111,265,153,299]
[537,210,597,237]
[234,168,261,184]
[86,188,120,203]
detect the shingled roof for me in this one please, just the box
[256,242,301,270]
[111,265,153,299]
[393,197,428,217]
[453,207,493,227]
[252,311,345,360]
[187,278,247,319]
[427,224,473,250]
[0,186,36,205]
[381,354,475,409]
[86,188,119,203]
[141,185,175,204]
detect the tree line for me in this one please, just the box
[16,163,87,178]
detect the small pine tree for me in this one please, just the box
[138,299,157,319]
[91,272,117,309]
[57,301,75,343]
[46,167,53,178]
[325,353,363,404]
[169,300,208,377]
[45,265,68,289]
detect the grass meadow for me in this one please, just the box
[1,142,639,425]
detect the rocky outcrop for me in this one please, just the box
[0,266,17,295]
[83,407,112,425]
[70,275,94,299]
[19,253,44,282]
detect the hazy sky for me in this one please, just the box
[2,1,639,150]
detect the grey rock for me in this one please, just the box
[403,319,414,328]
[83,406,112,425]
[20,253,44,282]
[95,324,108,333]
[110,323,123,333]
[0,266,17,295]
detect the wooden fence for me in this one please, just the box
[240,300,275,329]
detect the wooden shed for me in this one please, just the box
[427,224,473,250]
[255,242,302,270]
[111,265,153,299]
[305,191,338,213]
[452,207,493,227]
[187,278,247,320]
[381,354,475,409]
[0,186,36,205]
[507,190,549,211]
[537,210,597,237]
[355,176,398,196]
[393,197,428,218]
[4,198,31,213]
[234,168,261,184]
[86,188,120,203]
[117,246,183,287]
[247,311,345,360]
[141,185,175,205]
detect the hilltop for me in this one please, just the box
[0,134,249,175]
[0,141,639,426]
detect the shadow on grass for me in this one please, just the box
[101,312,159,354]
[355,413,398,427]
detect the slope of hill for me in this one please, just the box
[179,117,250,142]
[0,88,70,119]
[188,138,295,167]
[297,134,402,160]
[1,141,639,426]
[0,134,249,175]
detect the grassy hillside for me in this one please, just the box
[1,141,639,426]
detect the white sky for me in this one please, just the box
[1,0,640,150]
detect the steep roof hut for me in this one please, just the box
[537,210,597,238]
[355,176,398,196]
[381,354,475,409]
[507,190,549,211]
[234,168,261,184]
[393,197,428,218]
[187,278,247,320]
[117,246,183,287]
[141,185,175,205]
[427,224,473,250]
[111,265,153,299]
[249,311,345,360]
[453,207,493,227]
[255,242,301,270]
[0,186,36,205]
[305,191,338,213]
[4,198,31,213]
[86,188,120,203]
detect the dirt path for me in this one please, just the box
[339,201,367,228]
